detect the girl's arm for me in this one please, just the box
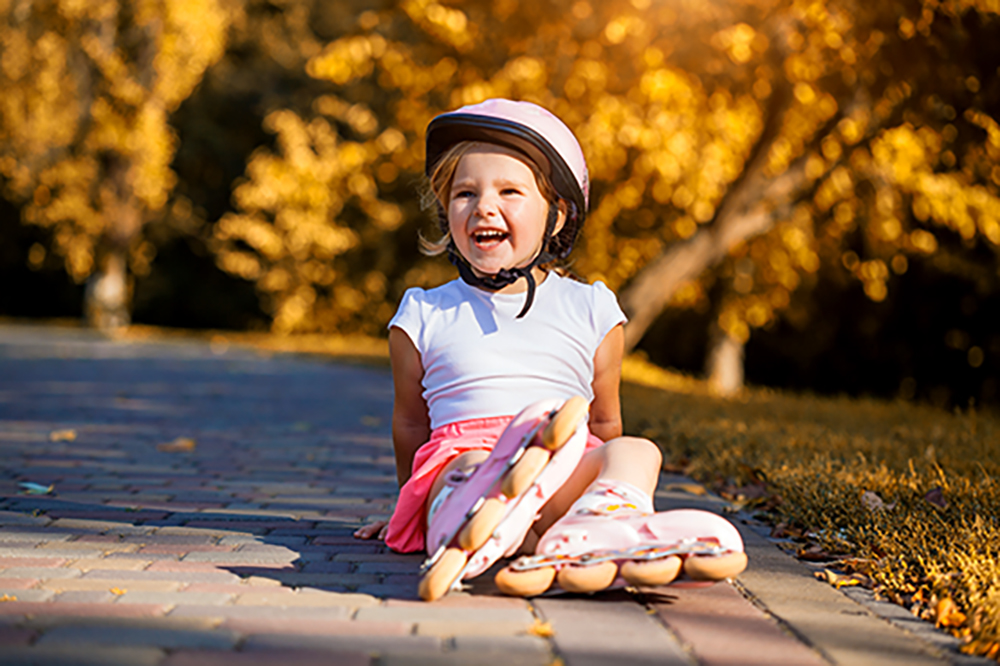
[589,323,624,442]
[355,327,429,541]
[389,326,431,488]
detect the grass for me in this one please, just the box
[621,355,1000,661]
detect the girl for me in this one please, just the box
[355,99,746,600]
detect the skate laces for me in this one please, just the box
[570,480,654,517]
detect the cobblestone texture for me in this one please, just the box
[0,324,979,665]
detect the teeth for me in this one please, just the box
[474,230,508,243]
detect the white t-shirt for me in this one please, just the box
[389,273,627,430]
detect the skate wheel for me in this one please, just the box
[621,556,682,586]
[556,560,618,593]
[419,547,467,601]
[683,551,748,581]
[541,396,588,451]
[495,564,556,597]
[457,497,506,551]
[502,446,550,498]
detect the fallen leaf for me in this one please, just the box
[814,569,868,588]
[861,490,895,511]
[527,619,555,638]
[924,487,949,509]
[830,558,875,576]
[771,523,806,539]
[157,437,196,453]
[661,483,707,496]
[962,640,1000,659]
[798,544,835,561]
[934,597,966,627]
[19,482,54,495]
[735,482,768,500]
[109,587,127,596]
[0,594,17,602]
[49,429,76,442]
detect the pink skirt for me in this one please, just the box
[385,414,604,553]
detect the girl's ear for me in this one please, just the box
[553,199,569,236]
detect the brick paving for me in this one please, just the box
[0,324,977,665]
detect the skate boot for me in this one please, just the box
[494,480,747,597]
[418,396,590,601]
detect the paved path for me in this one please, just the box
[0,324,980,665]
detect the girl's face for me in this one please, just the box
[447,145,563,281]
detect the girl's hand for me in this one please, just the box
[354,519,389,541]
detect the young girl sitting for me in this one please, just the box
[355,99,746,600]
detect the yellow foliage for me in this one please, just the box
[2,0,986,338]
[0,0,232,281]
[212,106,398,334]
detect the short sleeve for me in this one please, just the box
[388,288,426,354]
[591,281,627,344]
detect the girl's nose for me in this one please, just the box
[474,193,499,218]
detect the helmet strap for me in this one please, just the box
[449,203,560,318]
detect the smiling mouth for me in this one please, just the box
[473,230,510,245]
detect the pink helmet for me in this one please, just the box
[425,99,589,259]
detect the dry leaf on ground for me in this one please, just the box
[924,487,949,509]
[49,429,76,442]
[771,523,806,539]
[962,639,1000,659]
[798,544,836,561]
[661,483,707,496]
[935,597,967,627]
[815,569,870,588]
[861,490,895,511]
[527,619,555,637]
[157,437,196,452]
[19,482,54,495]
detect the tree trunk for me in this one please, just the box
[618,70,799,352]
[706,323,744,396]
[619,80,876,353]
[85,158,142,330]
[85,249,130,330]
[619,159,807,351]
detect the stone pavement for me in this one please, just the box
[0,323,983,665]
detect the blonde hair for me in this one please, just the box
[419,141,559,257]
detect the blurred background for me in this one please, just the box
[1,0,998,410]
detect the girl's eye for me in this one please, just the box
[452,190,474,199]
[501,188,522,196]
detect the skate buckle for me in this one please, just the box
[420,545,446,574]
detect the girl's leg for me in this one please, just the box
[534,435,661,535]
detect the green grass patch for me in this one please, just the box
[621,356,1000,661]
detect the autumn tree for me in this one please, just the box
[211,0,1000,404]
[0,0,233,328]
[608,0,1000,395]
